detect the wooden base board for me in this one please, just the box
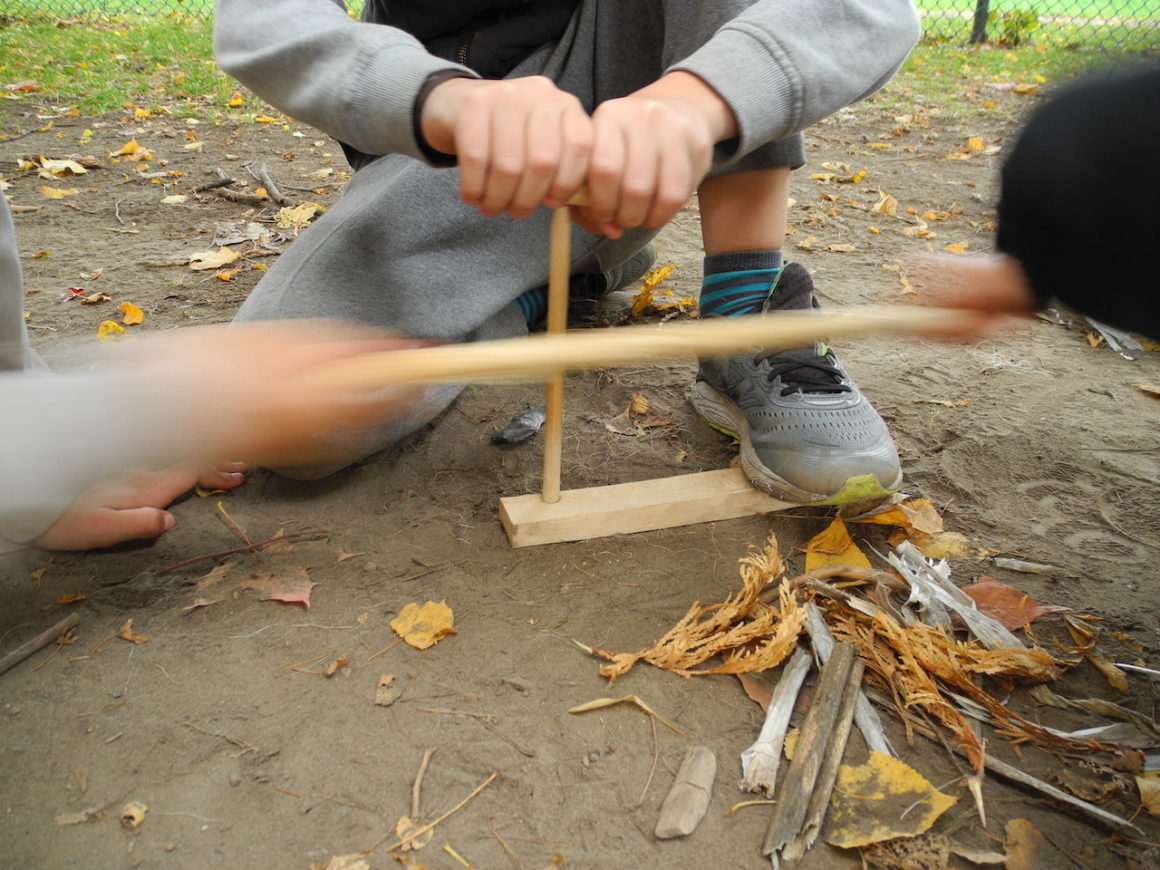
[498,467,797,548]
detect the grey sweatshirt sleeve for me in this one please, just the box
[671,0,922,165]
[213,0,477,162]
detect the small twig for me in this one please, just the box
[156,529,326,575]
[0,614,80,675]
[636,714,659,807]
[481,721,535,758]
[443,845,475,869]
[285,649,337,672]
[485,816,524,870]
[194,170,236,193]
[252,162,289,205]
[727,800,779,813]
[411,747,437,817]
[417,707,496,721]
[366,638,402,664]
[215,501,252,546]
[214,188,267,205]
[368,771,498,853]
[572,562,642,588]
[182,722,260,755]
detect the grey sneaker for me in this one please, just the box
[601,243,658,293]
[690,263,901,506]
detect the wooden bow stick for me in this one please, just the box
[301,303,982,392]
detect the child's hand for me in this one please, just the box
[420,75,593,220]
[908,254,1038,337]
[33,463,246,551]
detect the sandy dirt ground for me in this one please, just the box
[2,76,1159,870]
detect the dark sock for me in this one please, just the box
[699,250,784,317]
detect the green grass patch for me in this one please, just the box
[890,38,1147,110]
[0,13,235,115]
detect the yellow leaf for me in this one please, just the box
[804,517,871,570]
[108,138,140,157]
[38,186,78,199]
[390,600,456,650]
[826,243,856,253]
[184,141,204,152]
[849,498,944,536]
[118,301,144,325]
[795,235,819,251]
[276,203,320,229]
[944,244,968,255]
[227,92,244,108]
[117,618,148,644]
[160,194,187,205]
[36,157,87,177]
[826,752,957,848]
[254,115,279,124]
[133,107,152,119]
[188,246,240,270]
[216,268,241,282]
[871,192,897,216]
[97,320,125,342]
[966,136,985,152]
[1133,383,1160,397]
[866,142,892,150]
[1136,773,1160,817]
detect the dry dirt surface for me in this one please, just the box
[2,80,1159,870]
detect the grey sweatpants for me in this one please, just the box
[234,0,804,471]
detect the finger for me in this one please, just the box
[544,108,593,210]
[615,121,660,230]
[456,98,493,208]
[507,104,561,219]
[478,102,525,217]
[196,467,247,491]
[645,133,700,228]
[37,507,175,551]
[586,120,627,238]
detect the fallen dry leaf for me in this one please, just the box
[97,321,125,342]
[120,801,148,829]
[1004,818,1066,870]
[827,751,957,848]
[394,815,434,852]
[39,186,78,199]
[117,619,148,644]
[804,517,871,571]
[118,302,144,325]
[188,246,241,270]
[375,673,404,707]
[1136,772,1160,817]
[568,695,685,735]
[391,601,456,650]
[960,575,1070,630]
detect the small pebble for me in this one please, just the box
[228,772,241,787]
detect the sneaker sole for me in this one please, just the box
[690,380,900,507]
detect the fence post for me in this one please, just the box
[970,0,990,43]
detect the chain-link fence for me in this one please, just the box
[1,1,1158,52]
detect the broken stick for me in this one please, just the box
[655,745,717,839]
[762,642,860,866]
[0,614,80,676]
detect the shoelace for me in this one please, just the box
[759,351,852,397]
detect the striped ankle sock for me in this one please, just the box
[699,251,784,318]
[512,286,548,327]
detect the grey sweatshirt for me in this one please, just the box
[214,0,922,168]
